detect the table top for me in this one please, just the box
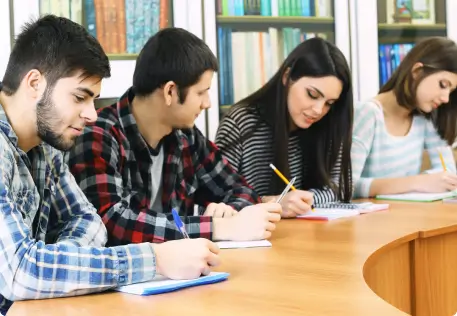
[9,201,457,316]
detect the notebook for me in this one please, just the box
[114,272,230,295]
[376,190,457,202]
[216,240,272,249]
[297,202,389,221]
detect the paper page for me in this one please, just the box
[377,191,457,202]
[216,240,272,249]
[297,209,360,220]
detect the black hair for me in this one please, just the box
[132,27,218,103]
[225,37,353,201]
[1,14,110,95]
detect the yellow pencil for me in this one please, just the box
[439,150,447,171]
[269,164,297,191]
[269,164,314,211]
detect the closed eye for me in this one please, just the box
[74,95,85,103]
[307,89,319,100]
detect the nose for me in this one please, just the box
[201,96,211,110]
[81,103,98,124]
[440,92,450,104]
[311,101,325,116]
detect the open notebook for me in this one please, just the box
[376,190,457,202]
[216,240,272,249]
[297,202,389,221]
[114,272,229,295]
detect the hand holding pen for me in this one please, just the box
[270,164,315,218]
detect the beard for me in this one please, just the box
[36,87,75,151]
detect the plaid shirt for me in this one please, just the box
[0,105,156,315]
[67,88,260,246]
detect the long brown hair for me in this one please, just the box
[380,37,457,145]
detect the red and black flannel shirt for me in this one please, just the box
[67,88,260,246]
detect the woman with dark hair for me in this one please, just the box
[352,37,457,198]
[215,37,353,218]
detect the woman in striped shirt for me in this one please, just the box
[351,37,457,198]
[215,37,354,218]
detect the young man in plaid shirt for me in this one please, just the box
[0,16,225,315]
[67,28,282,247]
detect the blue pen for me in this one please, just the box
[171,208,190,239]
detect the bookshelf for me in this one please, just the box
[215,0,335,119]
[34,0,173,60]
[377,0,447,86]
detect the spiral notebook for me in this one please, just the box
[297,202,389,221]
[114,272,230,296]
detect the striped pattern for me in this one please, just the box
[351,100,456,198]
[215,105,341,204]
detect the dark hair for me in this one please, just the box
[225,37,353,202]
[1,15,110,96]
[380,36,457,145]
[132,27,218,103]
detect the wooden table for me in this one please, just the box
[8,201,457,316]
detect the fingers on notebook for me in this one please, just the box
[206,239,220,254]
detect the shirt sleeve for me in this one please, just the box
[192,127,261,211]
[424,120,457,173]
[351,102,378,198]
[0,146,156,303]
[215,116,243,173]
[67,125,212,245]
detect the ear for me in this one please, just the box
[282,67,291,86]
[162,81,176,106]
[411,62,424,79]
[23,69,45,99]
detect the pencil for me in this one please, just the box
[269,164,297,191]
[269,164,314,211]
[439,150,447,171]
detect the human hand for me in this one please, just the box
[203,202,238,218]
[153,238,220,279]
[415,172,457,193]
[213,203,282,241]
[278,190,314,218]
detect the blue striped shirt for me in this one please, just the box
[351,100,456,198]
[0,105,156,314]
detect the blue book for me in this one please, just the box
[114,272,230,295]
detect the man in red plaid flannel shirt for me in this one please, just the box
[67,28,282,247]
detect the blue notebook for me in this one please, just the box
[114,272,230,295]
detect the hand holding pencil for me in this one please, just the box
[269,164,315,218]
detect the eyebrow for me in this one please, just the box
[309,85,339,101]
[76,87,99,98]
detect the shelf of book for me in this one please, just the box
[378,23,447,44]
[214,1,336,117]
[217,15,334,33]
[217,15,333,25]
[376,0,447,87]
[35,0,173,60]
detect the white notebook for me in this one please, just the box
[216,240,272,249]
[297,202,389,221]
[376,191,457,202]
[114,272,229,296]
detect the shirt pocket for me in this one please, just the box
[11,189,38,228]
